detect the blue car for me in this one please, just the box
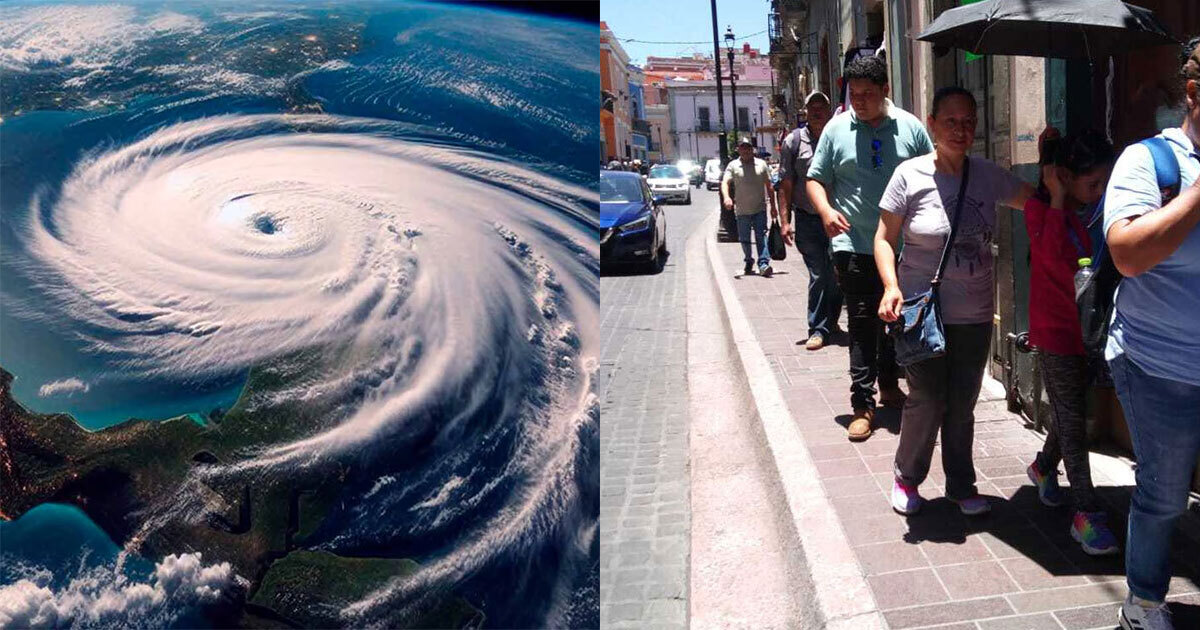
[600,170,667,271]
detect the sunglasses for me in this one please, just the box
[871,138,883,169]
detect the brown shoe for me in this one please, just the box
[847,408,874,441]
[879,385,907,408]
[804,333,825,351]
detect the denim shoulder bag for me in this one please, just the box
[890,156,970,367]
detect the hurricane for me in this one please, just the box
[0,3,598,628]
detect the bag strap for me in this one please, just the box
[932,157,971,288]
[1141,136,1181,203]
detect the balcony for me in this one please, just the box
[632,119,652,135]
[693,121,756,134]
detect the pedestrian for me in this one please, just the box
[876,86,1036,516]
[1022,128,1121,556]
[1105,35,1200,630]
[806,54,933,441]
[779,91,844,351]
[722,137,778,277]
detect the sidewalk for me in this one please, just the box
[710,224,1200,629]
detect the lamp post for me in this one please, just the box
[725,26,739,147]
[709,0,728,166]
[757,94,764,149]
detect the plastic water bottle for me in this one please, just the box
[1074,257,1093,300]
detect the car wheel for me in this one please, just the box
[684,192,691,204]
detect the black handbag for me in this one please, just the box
[889,157,970,367]
[768,217,787,260]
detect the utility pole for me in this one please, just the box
[710,0,728,166]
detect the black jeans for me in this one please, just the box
[1036,352,1100,512]
[894,323,993,500]
[832,252,898,410]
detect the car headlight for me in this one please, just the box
[619,214,651,233]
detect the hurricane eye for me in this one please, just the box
[254,215,279,234]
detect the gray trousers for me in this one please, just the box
[1036,352,1099,512]
[894,323,993,500]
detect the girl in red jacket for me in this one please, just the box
[1024,129,1119,556]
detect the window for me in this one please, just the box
[698,106,711,132]
[738,107,750,132]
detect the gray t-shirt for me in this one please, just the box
[879,154,1024,325]
[723,158,770,216]
[778,126,817,213]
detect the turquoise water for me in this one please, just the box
[0,504,124,584]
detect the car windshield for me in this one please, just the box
[600,174,644,203]
[649,165,682,179]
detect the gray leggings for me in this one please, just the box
[1035,352,1099,512]
[894,323,993,501]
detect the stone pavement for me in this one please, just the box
[713,232,1200,630]
[598,201,710,629]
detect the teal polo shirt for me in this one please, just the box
[806,100,933,254]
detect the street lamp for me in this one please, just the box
[757,94,764,149]
[724,26,739,146]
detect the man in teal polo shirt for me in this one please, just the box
[806,55,933,441]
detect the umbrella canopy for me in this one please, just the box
[916,0,1177,60]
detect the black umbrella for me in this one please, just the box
[916,0,1177,60]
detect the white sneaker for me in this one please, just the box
[1119,593,1174,630]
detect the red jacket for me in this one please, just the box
[1024,196,1094,356]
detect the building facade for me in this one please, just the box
[628,64,650,162]
[666,79,774,163]
[600,22,632,162]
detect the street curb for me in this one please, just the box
[702,212,887,630]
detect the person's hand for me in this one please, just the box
[1038,126,1061,162]
[820,209,851,238]
[783,222,795,245]
[723,197,734,211]
[879,286,904,323]
[1041,164,1067,203]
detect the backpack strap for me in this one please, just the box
[1140,136,1181,204]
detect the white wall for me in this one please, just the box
[667,81,774,162]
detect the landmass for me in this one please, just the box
[0,364,483,628]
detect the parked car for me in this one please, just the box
[704,158,723,190]
[646,164,691,204]
[600,170,667,272]
[676,159,703,188]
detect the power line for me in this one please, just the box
[618,28,767,45]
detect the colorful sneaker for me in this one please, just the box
[1027,459,1065,507]
[1071,511,1120,556]
[759,264,774,278]
[891,478,923,515]
[1119,593,1174,630]
[954,495,991,516]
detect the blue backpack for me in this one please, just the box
[1078,136,1180,359]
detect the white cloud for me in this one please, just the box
[0,553,235,628]
[37,377,89,398]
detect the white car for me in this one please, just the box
[676,159,702,187]
[704,158,723,190]
[646,165,691,204]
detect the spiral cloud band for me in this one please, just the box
[24,114,598,465]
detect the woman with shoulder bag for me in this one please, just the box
[874,87,1037,516]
